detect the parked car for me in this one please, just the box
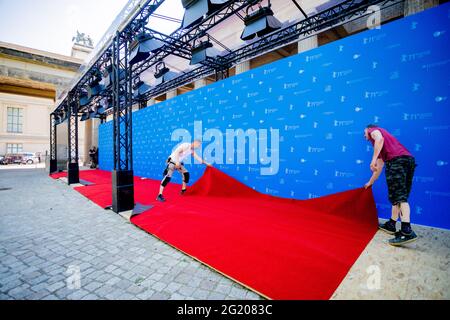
[21,152,40,164]
[3,154,23,165]
[0,155,7,165]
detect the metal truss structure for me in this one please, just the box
[111,30,135,213]
[67,92,80,184]
[138,0,402,101]
[50,0,405,212]
[112,32,133,172]
[49,113,57,174]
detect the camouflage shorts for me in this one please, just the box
[385,156,416,205]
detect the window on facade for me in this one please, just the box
[7,107,24,133]
[7,143,23,154]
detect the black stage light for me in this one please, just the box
[181,0,231,29]
[102,96,113,112]
[91,97,110,115]
[80,111,91,122]
[102,65,125,88]
[79,92,91,107]
[133,78,152,99]
[91,102,107,120]
[54,113,61,125]
[241,0,282,41]
[80,102,105,122]
[89,105,98,119]
[96,102,106,115]
[87,83,105,99]
[87,69,105,99]
[190,39,214,65]
[91,68,103,84]
[154,62,177,86]
[129,32,165,65]
[59,110,68,123]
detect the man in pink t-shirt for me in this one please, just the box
[364,124,418,246]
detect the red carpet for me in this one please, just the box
[50,170,111,184]
[133,167,378,300]
[50,170,113,208]
[50,170,182,209]
[50,172,67,180]
[50,168,378,299]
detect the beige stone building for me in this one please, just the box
[0,41,98,166]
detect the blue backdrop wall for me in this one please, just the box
[99,4,450,229]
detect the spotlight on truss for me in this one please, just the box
[133,78,152,100]
[102,65,125,88]
[56,109,68,124]
[80,110,90,122]
[154,62,177,86]
[54,113,61,125]
[129,32,165,65]
[87,83,105,99]
[100,96,113,113]
[90,103,104,119]
[81,101,106,122]
[181,0,231,29]
[96,100,106,115]
[79,92,91,107]
[87,70,105,99]
[190,37,215,65]
[241,0,282,41]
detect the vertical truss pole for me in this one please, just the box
[67,92,80,185]
[113,37,119,172]
[49,113,58,174]
[127,40,134,174]
[112,31,135,213]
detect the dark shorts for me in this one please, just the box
[163,158,188,179]
[385,156,416,205]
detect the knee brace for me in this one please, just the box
[161,176,171,187]
[183,172,190,184]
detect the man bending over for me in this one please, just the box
[157,140,211,202]
[364,124,418,246]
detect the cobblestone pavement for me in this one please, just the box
[0,169,262,300]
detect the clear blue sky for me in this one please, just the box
[0,0,184,56]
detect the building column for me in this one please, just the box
[166,89,177,99]
[56,122,68,171]
[404,0,439,16]
[147,99,155,107]
[194,78,207,89]
[298,35,318,54]
[91,118,100,148]
[235,60,250,74]
[83,120,92,165]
